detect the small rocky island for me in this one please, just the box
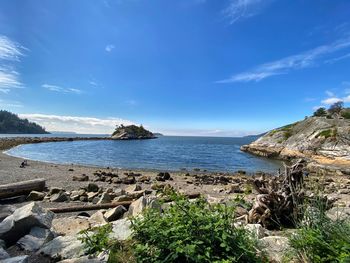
[111,124,157,140]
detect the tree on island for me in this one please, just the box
[328,101,344,115]
[313,107,327,117]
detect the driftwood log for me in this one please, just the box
[248,159,307,229]
[0,178,46,199]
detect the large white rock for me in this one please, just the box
[0,202,54,245]
[17,226,54,252]
[110,218,132,241]
[57,256,104,263]
[38,235,85,260]
[0,246,10,259]
[52,217,91,236]
[127,196,160,217]
[326,207,350,221]
[1,255,29,263]
[260,236,289,263]
[104,206,127,222]
[244,224,265,239]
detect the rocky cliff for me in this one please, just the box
[241,116,350,168]
[111,125,156,140]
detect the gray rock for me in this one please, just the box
[326,207,350,221]
[49,187,63,195]
[0,202,54,246]
[0,246,9,259]
[17,226,53,252]
[127,196,160,217]
[1,256,29,263]
[104,206,127,222]
[87,183,99,193]
[38,235,85,260]
[50,191,69,202]
[89,211,107,226]
[110,218,132,241]
[113,195,133,202]
[87,192,99,202]
[0,205,16,223]
[72,174,89,182]
[57,256,104,263]
[244,224,265,238]
[97,192,111,204]
[260,236,289,263]
[0,239,5,248]
[26,191,45,201]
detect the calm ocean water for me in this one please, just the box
[5,135,281,173]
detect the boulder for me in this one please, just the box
[0,202,54,246]
[38,235,85,260]
[49,187,63,195]
[87,183,99,193]
[97,192,111,204]
[17,226,53,252]
[0,246,9,260]
[244,224,265,238]
[50,191,69,202]
[110,218,132,241]
[87,192,99,202]
[72,174,89,182]
[89,211,107,226]
[326,207,350,221]
[260,236,289,263]
[113,195,133,202]
[52,217,90,236]
[0,205,15,223]
[104,206,127,222]
[156,172,171,181]
[26,191,45,201]
[57,256,103,263]
[125,184,142,193]
[127,196,160,217]
[1,256,29,263]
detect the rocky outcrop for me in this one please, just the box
[111,125,156,140]
[241,116,350,168]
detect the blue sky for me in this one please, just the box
[1,0,350,135]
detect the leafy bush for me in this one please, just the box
[287,199,350,263]
[79,224,113,255]
[131,190,266,263]
[341,111,350,119]
[316,129,337,139]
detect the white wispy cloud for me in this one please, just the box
[223,0,272,24]
[217,36,350,83]
[0,99,23,108]
[42,84,83,94]
[0,35,26,91]
[325,52,350,64]
[105,44,115,52]
[18,113,136,134]
[320,90,350,105]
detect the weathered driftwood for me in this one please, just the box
[248,159,307,229]
[0,178,46,199]
[48,201,132,213]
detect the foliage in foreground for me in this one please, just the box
[78,224,113,255]
[130,191,266,263]
[288,201,350,263]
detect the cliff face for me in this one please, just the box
[241,117,350,166]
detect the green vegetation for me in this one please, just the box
[341,110,350,119]
[130,190,265,263]
[78,224,113,255]
[313,107,327,117]
[316,128,337,139]
[287,201,350,263]
[112,124,154,138]
[0,110,48,134]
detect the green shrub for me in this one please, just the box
[283,130,293,140]
[341,111,350,119]
[131,191,266,263]
[316,129,337,139]
[313,107,327,117]
[79,224,113,255]
[287,199,350,263]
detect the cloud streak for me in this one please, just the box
[0,35,26,91]
[42,84,83,94]
[223,0,272,24]
[19,113,136,134]
[217,36,350,83]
